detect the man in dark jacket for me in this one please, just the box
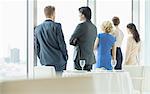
[70,6,97,71]
[35,5,68,72]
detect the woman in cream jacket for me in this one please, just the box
[125,23,141,65]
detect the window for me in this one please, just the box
[0,0,27,79]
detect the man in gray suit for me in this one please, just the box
[35,6,68,72]
[70,6,97,71]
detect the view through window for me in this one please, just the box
[0,0,27,79]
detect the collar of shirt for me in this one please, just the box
[45,18,53,21]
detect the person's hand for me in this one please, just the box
[112,59,116,65]
[111,59,116,70]
[69,38,78,46]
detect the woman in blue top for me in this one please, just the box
[94,21,116,70]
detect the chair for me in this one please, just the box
[142,66,150,94]
[123,65,144,94]
[33,66,56,79]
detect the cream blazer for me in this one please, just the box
[125,36,141,65]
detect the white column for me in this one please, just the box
[145,0,150,65]
[132,0,140,30]
[87,0,96,25]
[133,0,146,65]
[27,0,35,78]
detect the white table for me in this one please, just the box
[63,70,135,94]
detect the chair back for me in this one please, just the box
[142,66,150,92]
[33,66,56,78]
[123,65,144,92]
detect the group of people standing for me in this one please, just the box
[34,5,141,73]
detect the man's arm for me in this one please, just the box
[69,24,85,46]
[56,23,68,61]
[34,27,40,59]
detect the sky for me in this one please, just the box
[0,0,27,61]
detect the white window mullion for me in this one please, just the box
[27,0,35,79]
[145,0,150,65]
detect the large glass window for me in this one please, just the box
[0,0,27,79]
[96,0,132,62]
[36,0,87,70]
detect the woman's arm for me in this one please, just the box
[94,37,99,50]
[125,37,132,64]
[137,42,142,65]
[112,44,116,63]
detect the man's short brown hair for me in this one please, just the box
[44,5,55,17]
[112,16,120,26]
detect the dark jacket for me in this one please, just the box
[70,20,97,65]
[35,20,68,70]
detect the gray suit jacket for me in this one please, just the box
[35,20,68,68]
[70,20,97,65]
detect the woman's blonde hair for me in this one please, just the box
[101,21,113,33]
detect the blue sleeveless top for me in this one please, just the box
[96,33,116,70]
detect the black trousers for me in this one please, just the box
[45,63,67,72]
[114,47,123,70]
[74,61,92,71]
